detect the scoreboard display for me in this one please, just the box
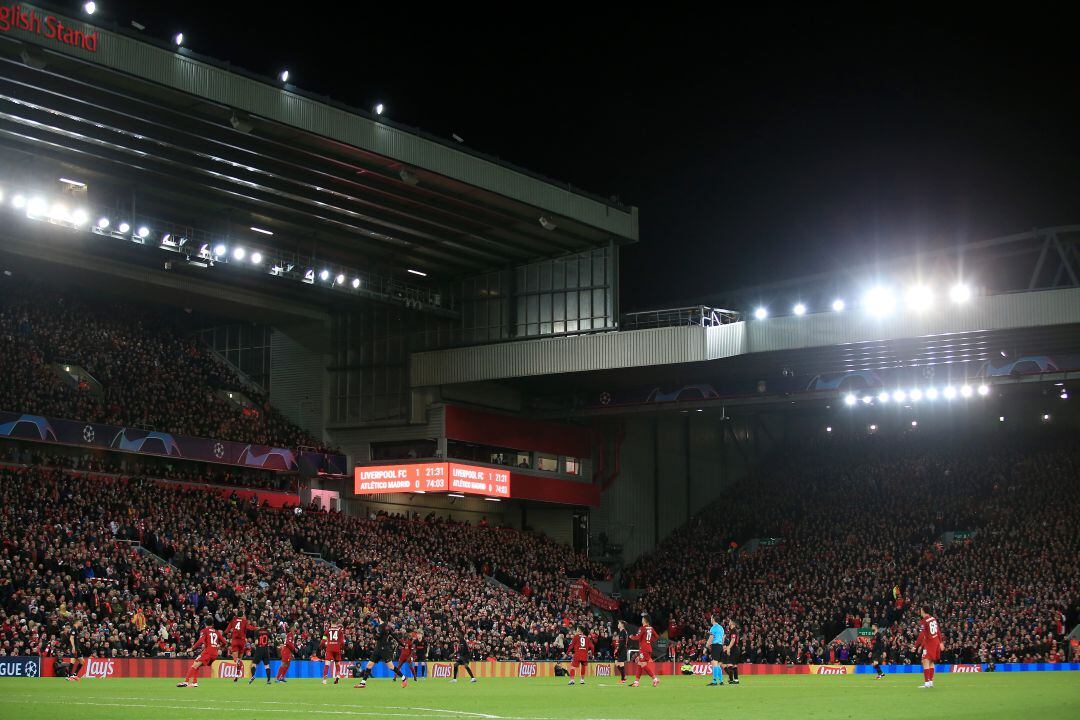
[354,461,510,498]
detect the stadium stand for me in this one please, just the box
[0,462,609,661]
[628,429,1080,665]
[0,280,330,451]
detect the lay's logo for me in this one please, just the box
[217,662,244,679]
[952,664,982,673]
[816,666,847,675]
[431,663,453,678]
[594,664,612,677]
[518,662,538,677]
[84,658,116,678]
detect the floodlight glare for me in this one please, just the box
[793,303,807,316]
[232,247,246,261]
[877,391,890,403]
[892,389,907,403]
[250,252,262,265]
[12,194,26,209]
[174,33,184,46]
[96,217,110,229]
[84,2,96,16]
[925,387,939,400]
[844,393,857,406]
[863,286,896,317]
[71,209,89,226]
[118,222,131,233]
[905,285,934,312]
[753,306,768,320]
[27,197,47,216]
[335,273,345,285]
[279,69,290,83]
[949,283,972,303]
[909,388,923,402]
[960,385,974,398]
[826,426,832,433]
[319,269,330,281]
[351,278,361,289]
[831,298,846,312]
[861,395,873,405]
[213,244,226,256]
[977,384,990,396]
[943,386,957,399]
[136,226,150,239]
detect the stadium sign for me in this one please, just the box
[0,4,98,52]
[82,658,117,678]
[430,663,454,678]
[813,665,849,675]
[518,662,538,677]
[594,664,613,677]
[0,657,39,677]
[354,461,510,498]
[951,664,983,673]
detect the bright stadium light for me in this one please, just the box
[335,273,346,285]
[118,221,131,233]
[753,306,768,320]
[911,420,918,427]
[1062,390,1069,400]
[319,269,330,282]
[12,194,26,209]
[949,283,972,303]
[27,197,47,217]
[863,286,896,317]
[375,103,385,116]
[174,32,184,46]
[136,226,150,239]
[877,391,890,404]
[407,269,428,277]
[905,285,934,312]
[909,388,924,402]
[925,387,939,400]
[96,217,110,229]
[213,244,226,257]
[831,298,846,312]
[869,424,878,432]
[279,69,290,83]
[351,278,361,289]
[233,247,246,261]
[999,416,1005,422]
[892,389,907,403]
[943,386,957,400]
[826,426,832,433]
[960,385,973,398]
[844,393,857,406]
[71,209,89,226]
[250,252,263,265]
[1042,413,1051,422]
[977,384,990,396]
[84,2,96,15]
[861,395,873,405]
[250,226,274,235]
[793,302,807,316]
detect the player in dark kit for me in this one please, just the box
[722,619,741,685]
[248,624,274,685]
[354,623,405,688]
[451,635,477,683]
[63,621,86,681]
[613,620,631,685]
[414,632,428,680]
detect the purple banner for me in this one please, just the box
[0,410,344,472]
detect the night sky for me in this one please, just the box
[97,2,1080,310]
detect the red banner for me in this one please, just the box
[571,579,620,612]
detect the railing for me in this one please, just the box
[620,306,740,330]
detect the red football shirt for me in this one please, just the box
[228,617,250,643]
[198,627,223,650]
[917,616,943,652]
[570,633,595,660]
[633,625,656,655]
[324,626,345,651]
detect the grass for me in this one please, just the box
[1,673,1078,720]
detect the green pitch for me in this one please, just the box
[1,674,1078,720]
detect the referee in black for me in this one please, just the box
[723,619,742,685]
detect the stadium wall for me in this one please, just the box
[270,323,328,444]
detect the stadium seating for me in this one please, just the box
[0,463,609,661]
[0,280,329,451]
[627,429,1080,665]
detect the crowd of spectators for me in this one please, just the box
[0,279,330,451]
[0,462,609,662]
[627,429,1080,665]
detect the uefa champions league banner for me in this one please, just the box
[0,409,346,473]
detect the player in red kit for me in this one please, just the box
[276,625,298,683]
[397,631,419,687]
[178,620,224,687]
[630,616,659,687]
[567,625,595,686]
[322,619,345,685]
[914,606,945,688]
[227,612,252,681]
